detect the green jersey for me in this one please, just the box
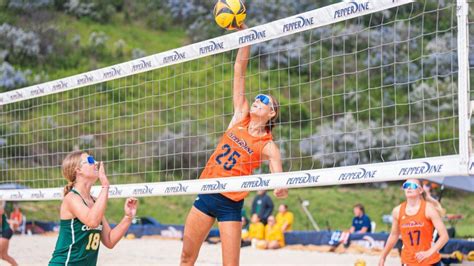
[49,189,102,266]
[1,213,11,232]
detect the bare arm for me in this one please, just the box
[357,227,369,234]
[414,203,449,263]
[66,187,109,228]
[262,142,287,198]
[349,226,355,234]
[427,204,449,252]
[101,198,138,249]
[281,222,289,232]
[379,207,401,266]
[65,161,110,228]
[228,43,251,129]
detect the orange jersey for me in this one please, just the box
[10,210,22,223]
[200,115,272,201]
[398,200,441,265]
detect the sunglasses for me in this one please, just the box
[81,155,97,165]
[402,182,420,190]
[255,94,275,111]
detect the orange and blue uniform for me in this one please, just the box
[194,115,273,221]
[399,200,441,266]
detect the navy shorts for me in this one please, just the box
[193,193,243,222]
[1,228,13,240]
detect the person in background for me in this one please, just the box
[251,190,274,225]
[275,204,294,232]
[349,203,372,234]
[9,204,23,233]
[243,214,265,245]
[263,215,285,249]
[241,209,250,244]
[241,208,249,231]
[423,180,440,201]
[0,201,18,266]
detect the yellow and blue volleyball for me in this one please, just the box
[213,0,246,30]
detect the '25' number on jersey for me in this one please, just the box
[215,144,241,170]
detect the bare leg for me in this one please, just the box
[267,240,281,249]
[218,221,242,266]
[180,207,215,266]
[0,238,18,266]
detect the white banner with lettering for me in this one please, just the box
[1,155,467,201]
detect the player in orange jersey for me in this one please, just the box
[379,178,448,266]
[180,25,288,266]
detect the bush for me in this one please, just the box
[153,121,213,179]
[7,0,52,11]
[0,62,29,91]
[0,23,41,60]
[299,113,416,166]
[131,48,146,59]
[64,0,118,23]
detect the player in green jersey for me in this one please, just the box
[49,151,138,266]
[0,201,18,266]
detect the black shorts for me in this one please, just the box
[402,262,440,266]
[1,228,13,240]
[193,193,243,222]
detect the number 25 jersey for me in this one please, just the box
[200,115,273,202]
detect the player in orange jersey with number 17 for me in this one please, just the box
[379,178,448,266]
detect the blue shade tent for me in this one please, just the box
[425,176,474,193]
[0,183,29,190]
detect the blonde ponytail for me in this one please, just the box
[422,191,446,217]
[62,151,84,196]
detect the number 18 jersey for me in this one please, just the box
[200,115,273,202]
[49,190,102,266]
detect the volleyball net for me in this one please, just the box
[0,0,472,201]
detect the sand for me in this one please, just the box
[0,234,406,266]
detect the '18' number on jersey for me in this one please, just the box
[86,233,100,250]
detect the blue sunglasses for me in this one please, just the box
[81,155,97,165]
[255,94,275,111]
[402,182,420,190]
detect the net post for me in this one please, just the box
[457,0,471,172]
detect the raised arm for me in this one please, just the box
[379,206,401,266]
[228,34,251,129]
[101,198,138,249]
[262,142,287,199]
[65,162,110,228]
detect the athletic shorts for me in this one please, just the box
[402,262,441,266]
[1,228,13,240]
[193,193,243,222]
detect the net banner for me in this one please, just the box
[1,155,462,201]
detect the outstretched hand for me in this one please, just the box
[98,162,110,187]
[124,197,138,218]
[237,23,248,30]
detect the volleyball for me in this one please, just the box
[213,0,246,30]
